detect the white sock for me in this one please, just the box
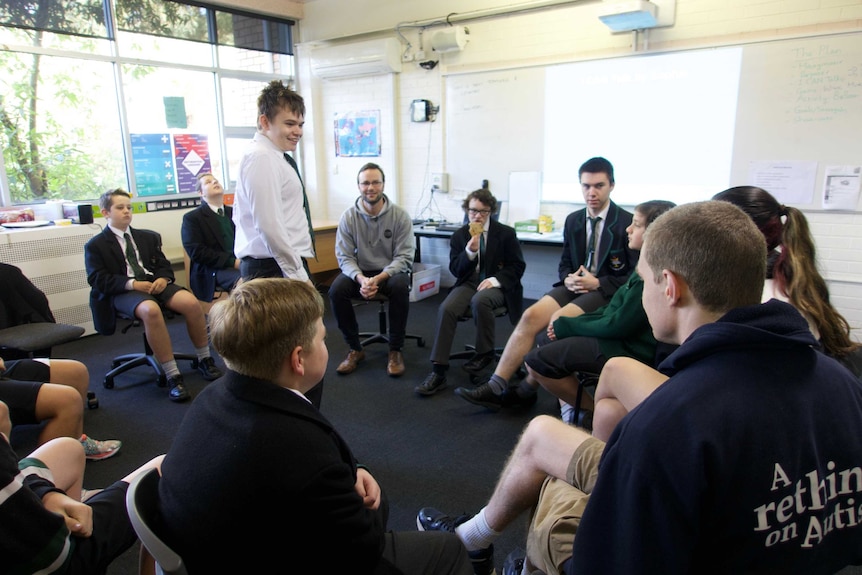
[161,359,180,378]
[455,507,499,552]
[195,346,211,361]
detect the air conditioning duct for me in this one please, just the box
[311,38,403,79]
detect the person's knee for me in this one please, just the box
[520,415,560,453]
[136,301,164,323]
[36,385,84,420]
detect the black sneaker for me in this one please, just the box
[197,356,223,381]
[416,508,495,575]
[502,548,526,575]
[415,372,447,396]
[167,374,190,402]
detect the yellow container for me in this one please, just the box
[538,215,554,233]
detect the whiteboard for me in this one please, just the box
[444,67,544,199]
[444,32,862,211]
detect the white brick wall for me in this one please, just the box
[291,0,862,341]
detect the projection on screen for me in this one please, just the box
[542,47,743,206]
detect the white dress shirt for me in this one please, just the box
[233,132,314,281]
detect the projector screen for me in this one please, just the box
[542,47,743,206]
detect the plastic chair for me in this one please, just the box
[126,468,188,575]
[102,313,198,389]
[354,294,425,348]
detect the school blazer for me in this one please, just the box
[181,204,236,301]
[448,219,526,324]
[557,201,638,298]
[84,226,174,335]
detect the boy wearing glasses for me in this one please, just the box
[416,189,525,396]
[329,163,415,377]
[455,157,637,410]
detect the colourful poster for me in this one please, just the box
[130,133,211,197]
[334,110,381,157]
[130,133,175,197]
[173,134,211,194]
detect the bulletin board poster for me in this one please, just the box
[174,134,211,194]
[334,110,381,157]
[131,133,176,197]
[131,133,210,197]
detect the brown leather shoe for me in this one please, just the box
[387,350,405,377]
[336,349,365,374]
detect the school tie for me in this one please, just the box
[478,233,487,282]
[283,153,316,256]
[585,216,601,273]
[124,233,148,281]
[217,207,224,217]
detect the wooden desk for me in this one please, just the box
[308,220,340,285]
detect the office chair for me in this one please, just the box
[448,305,508,361]
[355,294,425,348]
[102,313,198,389]
[126,468,189,575]
[0,263,85,360]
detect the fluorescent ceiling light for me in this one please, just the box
[599,0,671,32]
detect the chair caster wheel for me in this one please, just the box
[103,378,114,389]
[417,338,426,347]
[87,391,99,409]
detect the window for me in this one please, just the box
[0,0,295,206]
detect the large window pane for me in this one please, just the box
[122,65,223,195]
[0,0,107,39]
[115,0,208,42]
[0,50,125,203]
[214,10,293,55]
[116,30,213,65]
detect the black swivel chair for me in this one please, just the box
[0,264,96,408]
[102,312,198,389]
[448,305,508,361]
[355,294,425,348]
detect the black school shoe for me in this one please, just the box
[197,356,223,381]
[462,352,494,375]
[455,383,537,412]
[167,374,191,402]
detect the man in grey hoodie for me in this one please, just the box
[330,163,415,377]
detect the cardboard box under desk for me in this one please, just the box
[410,263,441,302]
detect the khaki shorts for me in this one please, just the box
[526,437,604,575]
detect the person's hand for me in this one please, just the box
[547,322,557,341]
[132,280,152,293]
[467,233,480,253]
[354,468,381,510]
[477,278,494,291]
[149,277,168,295]
[359,276,379,299]
[564,267,597,293]
[43,492,94,538]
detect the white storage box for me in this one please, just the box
[410,263,441,302]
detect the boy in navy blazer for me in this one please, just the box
[181,173,241,302]
[85,189,222,402]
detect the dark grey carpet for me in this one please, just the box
[10,290,551,575]
[10,290,861,575]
